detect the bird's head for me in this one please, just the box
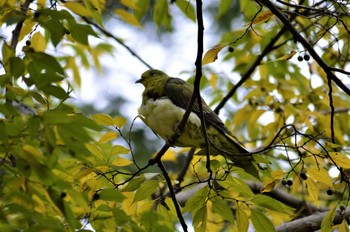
[135,69,169,87]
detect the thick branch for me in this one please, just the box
[276,207,350,232]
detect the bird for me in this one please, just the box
[136,69,258,178]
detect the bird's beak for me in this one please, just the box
[135,79,142,84]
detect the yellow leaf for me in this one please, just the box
[120,0,139,10]
[31,32,46,52]
[110,145,130,156]
[91,113,114,126]
[307,166,333,187]
[329,152,350,169]
[98,131,118,143]
[113,116,127,128]
[65,2,92,17]
[274,50,297,61]
[236,203,249,232]
[85,143,105,160]
[306,178,319,206]
[202,43,227,65]
[250,10,274,25]
[66,57,81,87]
[338,219,349,232]
[261,179,276,193]
[115,9,142,28]
[161,149,177,161]
[22,144,46,163]
[272,170,285,180]
[112,157,133,166]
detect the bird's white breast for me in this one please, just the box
[138,98,203,147]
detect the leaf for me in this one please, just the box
[251,209,276,232]
[184,186,209,212]
[110,145,130,156]
[112,157,133,167]
[9,57,25,78]
[236,204,249,232]
[98,131,118,143]
[175,0,196,22]
[193,206,207,232]
[306,178,319,206]
[85,143,105,160]
[65,2,92,17]
[250,10,274,25]
[307,166,333,187]
[329,152,350,169]
[133,180,159,202]
[218,0,233,18]
[211,199,235,223]
[339,219,349,232]
[153,0,171,30]
[22,144,46,164]
[120,0,139,10]
[321,207,336,232]
[202,44,227,65]
[69,23,98,45]
[92,113,114,126]
[31,32,47,52]
[266,50,297,63]
[113,116,127,128]
[122,175,145,192]
[251,195,292,214]
[115,9,142,27]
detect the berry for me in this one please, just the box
[93,192,100,200]
[25,40,31,46]
[287,180,293,186]
[297,56,303,62]
[326,189,333,195]
[340,205,345,211]
[300,172,307,180]
[61,192,67,198]
[228,46,234,53]
[304,54,310,61]
[65,29,71,35]
[281,179,287,185]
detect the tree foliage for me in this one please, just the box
[1,0,350,231]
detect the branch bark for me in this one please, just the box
[276,207,350,232]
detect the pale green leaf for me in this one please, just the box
[321,207,336,232]
[251,209,276,232]
[122,175,145,192]
[237,204,249,232]
[133,180,159,202]
[211,199,234,223]
[91,113,114,126]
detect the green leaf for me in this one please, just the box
[211,199,235,223]
[193,206,207,232]
[133,179,159,202]
[99,188,124,202]
[218,0,233,17]
[236,204,249,232]
[115,9,142,27]
[110,145,130,156]
[69,23,98,45]
[9,57,25,78]
[321,207,336,232]
[184,186,209,212]
[153,0,171,30]
[91,113,114,126]
[41,85,69,99]
[251,194,292,214]
[175,0,196,22]
[122,175,146,192]
[251,209,276,232]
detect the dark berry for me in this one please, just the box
[25,40,31,46]
[297,56,303,62]
[304,54,310,61]
[228,46,234,52]
[287,180,293,186]
[61,192,67,198]
[65,29,71,35]
[93,192,100,200]
[326,189,333,195]
[300,172,307,180]
[281,179,287,185]
[340,205,345,211]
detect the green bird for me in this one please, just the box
[136,69,258,177]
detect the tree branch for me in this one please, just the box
[276,207,350,232]
[259,0,350,96]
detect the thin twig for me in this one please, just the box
[82,17,153,69]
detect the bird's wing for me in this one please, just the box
[165,77,248,152]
